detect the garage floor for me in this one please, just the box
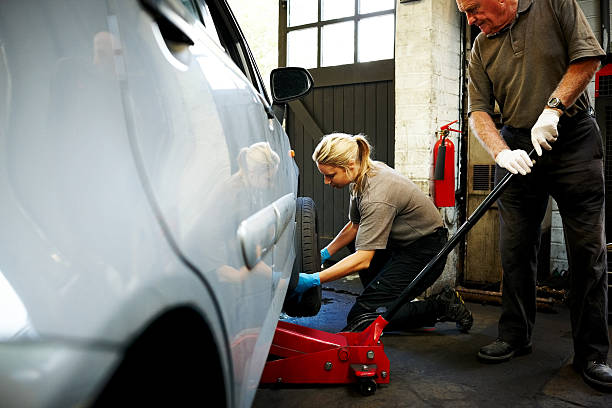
[253,276,612,407]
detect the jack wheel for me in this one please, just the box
[358,379,377,396]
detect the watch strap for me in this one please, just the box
[547,97,566,112]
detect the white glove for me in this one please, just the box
[531,108,561,156]
[495,149,532,175]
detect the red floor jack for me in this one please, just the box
[261,143,537,395]
[260,315,389,395]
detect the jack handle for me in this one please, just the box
[383,148,537,323]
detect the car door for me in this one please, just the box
[109,0,296,404]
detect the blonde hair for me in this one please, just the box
[312,133,374,194]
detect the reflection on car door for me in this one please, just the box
[110,1,290,404]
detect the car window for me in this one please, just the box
[180,0,201,21]
[198,1,224,49]
[196,0,269,101]
[177,0,225,52]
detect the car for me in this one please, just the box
[0,0,319,406]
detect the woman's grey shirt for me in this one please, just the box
[349,162,443,251]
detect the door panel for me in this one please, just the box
[112,2,290,400]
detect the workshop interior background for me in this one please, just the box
[228,0,612,305]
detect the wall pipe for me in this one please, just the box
[457,12,468,283]
[602,0,610,62]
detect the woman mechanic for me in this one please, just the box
[294,133,473,332]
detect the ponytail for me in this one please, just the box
[352,135,374,194]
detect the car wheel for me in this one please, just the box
[283,196,321,317]
[93,309,227,407]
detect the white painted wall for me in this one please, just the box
[395,0,462,290]
[550,0,605,274]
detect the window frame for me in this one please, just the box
[283,0,396,69]
[190,0,272,103]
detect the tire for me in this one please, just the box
[283,196,321,317]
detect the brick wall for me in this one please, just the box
[395,0,461,289]
[549,0,603,274]
[395,0,461,191]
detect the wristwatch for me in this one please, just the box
[547,97,566,112]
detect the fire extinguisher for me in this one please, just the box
[433,120,461,207]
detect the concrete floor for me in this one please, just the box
[253,276,612,407]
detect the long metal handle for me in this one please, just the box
[382,149,536,322]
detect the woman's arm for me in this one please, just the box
[324,221,359,256]
[319,249,375,283]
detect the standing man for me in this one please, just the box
[456,0,611,390]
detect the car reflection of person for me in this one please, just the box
[219,141,281,215]
[197,141,281,283]
[237,141,281,192]
[455,0,612,391]
[294,133,473,332]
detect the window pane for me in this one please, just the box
[359,0,395,14]
[287,28,318,69]
[358,15,394,62]
[321,0,354,21]
[288,0,318,27]
[199,1,223,49]
[321,21,354,67]
[180,0,201,21]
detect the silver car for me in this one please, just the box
[0,0,317,406]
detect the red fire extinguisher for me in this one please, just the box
[433,120,461,207]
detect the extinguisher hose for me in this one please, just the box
[382,148,537,322]
[433,136,447,180]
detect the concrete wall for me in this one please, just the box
[395,0,461,192]
[549,0,604,274]
[580,0,602,40]
[395,0,462,289]
[580,0,601,103]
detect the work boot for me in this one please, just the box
[435,286,474,332]
[477,339,532,363]
[577,360,612,392]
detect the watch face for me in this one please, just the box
[547,97,564,111]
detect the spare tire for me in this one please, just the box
[283,197,321,317]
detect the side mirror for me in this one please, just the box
[270,67,314,104]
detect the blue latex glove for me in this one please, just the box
[320,247,331,263]
[295,272,321,294]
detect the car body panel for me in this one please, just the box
[0,0,298,407]
[0,342,119,408]
[111,1,297,403]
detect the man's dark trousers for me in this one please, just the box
[496,111,609,366]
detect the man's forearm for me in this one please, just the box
[469,111,508,159]
[551,57,600,109]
